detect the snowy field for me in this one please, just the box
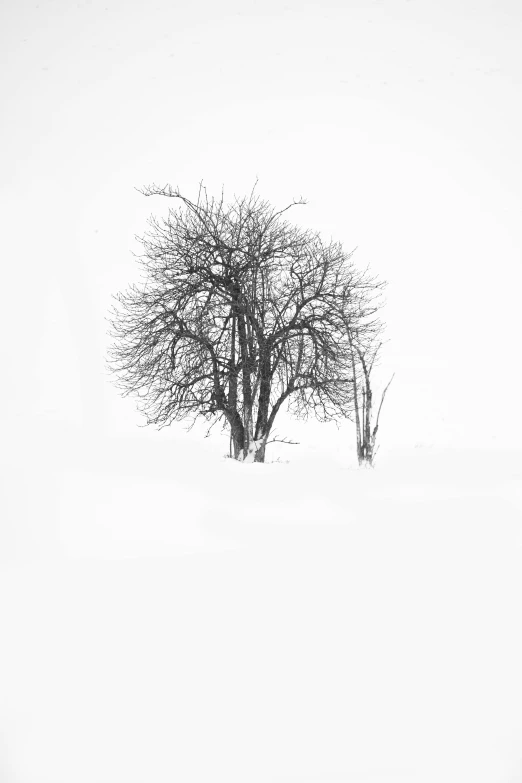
[3,0,522,779]
[2,431,521,783]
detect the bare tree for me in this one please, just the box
[346,319,394,466]
[108,184,385,463]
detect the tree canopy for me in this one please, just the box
[108,184,384,462]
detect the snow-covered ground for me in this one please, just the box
[2,431,521,783]
[3,0,522,779]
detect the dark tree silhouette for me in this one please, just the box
[346,321,394,467]
[108,184,385,462]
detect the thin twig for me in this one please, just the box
[267,436,300,446]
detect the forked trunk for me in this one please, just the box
[229,426,268,463]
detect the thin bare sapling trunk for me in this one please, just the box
[349,337,394,467]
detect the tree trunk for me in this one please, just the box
[236,302,255,460]
[232,432,243,459]
[253,344,271,464]
[254,433,268,463]
[225,408,245,460]
[347,331,363,465]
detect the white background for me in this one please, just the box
[1,1,522,781]
[2,0,522,450]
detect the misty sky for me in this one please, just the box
[2,0,521,451]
